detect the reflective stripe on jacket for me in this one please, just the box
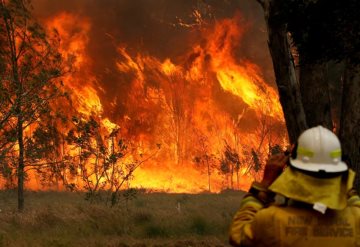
[229,193,360,247]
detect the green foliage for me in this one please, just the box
[64,117,159,206]
[25,126,60,160]
[0,0,70,210]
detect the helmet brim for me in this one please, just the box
[290,158,348,173]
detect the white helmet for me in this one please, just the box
[290,126,348,173]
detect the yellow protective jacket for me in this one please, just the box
[229,192,360,247]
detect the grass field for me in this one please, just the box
[0,190,245,247]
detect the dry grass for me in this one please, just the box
[0,190,245,247]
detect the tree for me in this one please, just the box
[161,65,193,166]
[66,116,160,205]
[255,0,360,189]
[219,142,241,190]
[24,121,64,188]
[0,0,68,211]
[192,132,217,192]
[255,0,308,144]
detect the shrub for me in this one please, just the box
[144,224,169,238]
[133,211,153,224]
[189,216,212,235]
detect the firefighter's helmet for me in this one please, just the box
[290,126,348,173]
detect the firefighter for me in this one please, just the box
[229,126,360,247]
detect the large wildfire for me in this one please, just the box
[11,1,287,193]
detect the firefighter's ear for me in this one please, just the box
[291,142,298,159]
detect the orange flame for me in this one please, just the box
[19,12,287,193]
[46,13,103,117]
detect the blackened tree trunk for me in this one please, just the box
[256,0,360,192]
[339,63,360,190]
[205,155,211,192]
[17,114,24,212]
[257,0,308,143]
[14,57,24,212]
[300,62,333,129]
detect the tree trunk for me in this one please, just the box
[17,116,25,212]
[258,0,308,143]
[3,0,26,212]
[15,53,24,212]
[339,63,360,191]
[205,156,211,192]
[230,164,234,190]
[236,169,239,190]
[300,62,333,129]
[326,61,346,134]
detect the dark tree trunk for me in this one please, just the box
[323,61,346,134]
[17,116,24,212]
[230,164,234,190]
[256,0,360,191]
[300,62,333,129]
[258,0,308,143]
[3,0,26,212]
[339,63,360,191]
[236,169,239,190]
[206,156,211,192]
[15,60,24,212]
